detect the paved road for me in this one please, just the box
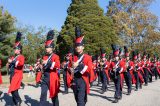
[0,79,160,106]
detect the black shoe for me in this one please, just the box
[16,100,22,106]
[144,83,148,86]
[135,88,138,91]
[140,85,142,89]
[36,83,40,88]
[63,91,68,94]
[113,98,118,103]
[127,92,131,95]
[100,90,106,94]
[107,81,109,85]
[21,84,25,89]
[106,87,108,91]
[118,96,122,100]
[127,91,131,95]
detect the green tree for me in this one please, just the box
[107,0,158,49]
[16,25,57,64]
[135,28,160,56]
[59,0,118,59]
[0,6,15,66]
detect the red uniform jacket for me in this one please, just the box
[8,55,25,93]
[88,61,95,83]
[134,62,144,83]
[66,56,73,88]
[158,61,160,73]
[36,71,42,83]
[138,61,144,74]
[128,61,136,84]
[151,61,160,74]
[35,64,42,83]
[141,60,152,74]
[120,59,126,88]
[110,60,124,88]
[43,54,60,98]
[92,62,98,80]
[104,61,111,81]
[73,54,92,94]
[157,61,160,74]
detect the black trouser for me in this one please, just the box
[148,70,152,82]
[73,77,87,106]
[100,71,107,91]
[157,69,160,79]
[40,73,59,106]
[134,72,139,89]
[11,90,21,105]
[113,74,121,99]
[10,73,22,105]
[63,71,68,92]
[154,68,158,80]
[96,71,101,85]
[143,68,149,85]
[158,70,160,79]
[124,71,132,93]
[106,72,110,85]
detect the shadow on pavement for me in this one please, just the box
[24,95,53,106]
[0,93,14,106]
[24,95,39,106]
[27,84,39,88]
[89,93,115,102]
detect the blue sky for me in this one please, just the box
[1,0,160,31]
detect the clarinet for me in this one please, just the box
[9,56,19,75]
[36,64,42,72]
[69,50,75,85]
[126,60,131,72]
[70,54,74,82]
[43,54,53,71]
[134,60,139,72]
[99,58,105,72]
[70,54,84,85]
[113,61,120,79]
[64,61,69,70]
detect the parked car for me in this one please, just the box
[23,64,30,73]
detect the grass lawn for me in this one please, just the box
[1,73,63,88]
[1,73,35,88]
